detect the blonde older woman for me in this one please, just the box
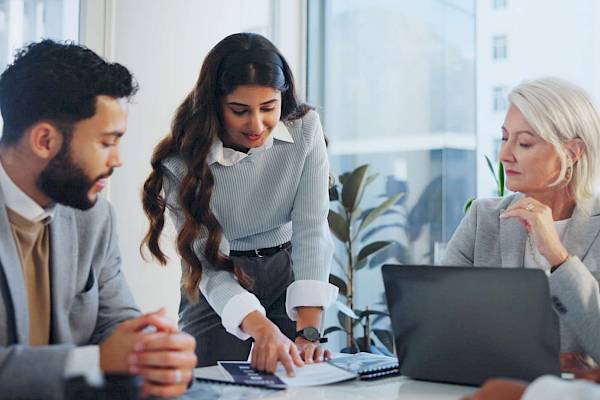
[442,77,600,364]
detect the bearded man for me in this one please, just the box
[0,40,196,399]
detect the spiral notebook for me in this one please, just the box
[327,353,399,380]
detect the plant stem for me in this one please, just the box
[364,306,371,352]
[346,208,354,349]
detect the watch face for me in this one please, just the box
[303,327,320,341]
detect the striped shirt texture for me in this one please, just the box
[163,110,336,334]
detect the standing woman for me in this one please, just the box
[442,77,600,364]
[141,33,337,374]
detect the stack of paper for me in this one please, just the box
[218,361,358,388]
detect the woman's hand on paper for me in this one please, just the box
[242,311,304,377]
[295,337,331,364]
[295,306,330,363]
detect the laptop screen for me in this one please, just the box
[382,265,560,386]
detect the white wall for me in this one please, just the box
[80,0,306,319]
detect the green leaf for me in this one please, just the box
[365,174,379,187]
[463,197,474,213]
[357,241,391,264]
[498,160,505,197]
[350,207,363,223]
[341,165,369,211]
[354,258,368,271]
[336,300,359,319]
[337,311,347,328]
[358,193,404,233]
[329,273,347,297]
[337,311,354,331]
[338,172,351,187]
[485,155,499,187]
[353,309,363,326]
[323,326,345,336]
[373,329,395,353]
[328,210,349,242]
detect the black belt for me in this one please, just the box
[229,241,291,258]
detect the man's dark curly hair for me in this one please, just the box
[0,39,138,146]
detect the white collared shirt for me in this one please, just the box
[181,118,338,340]
[207,121,294,166]
[0,160,55,223]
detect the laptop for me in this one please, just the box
[381,265,560,386]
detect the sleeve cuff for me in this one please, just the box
[550,256,592,282]
[548,256,599,307]
[221,292,266,340]
[285,280,339,321]
[64,345,104,387]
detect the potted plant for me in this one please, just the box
[325,164,404,354]
[464,155,505,212]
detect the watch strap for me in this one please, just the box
[295,327,328,343]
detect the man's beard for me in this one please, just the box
[37,145,113,210]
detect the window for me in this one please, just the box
[493,86,508,112]
[492,35,507,60]
[477,2,600,197]
[307,0,476,349]
[493,0,507,9]
[0,0,78,140]
[0,0,78,69]
[308,0,476,257]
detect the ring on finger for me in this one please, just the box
[174,369,182,384]
[525,202,536,212]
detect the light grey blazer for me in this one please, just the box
[442,193,600,363]
[0,184,140,399]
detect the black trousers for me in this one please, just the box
[178,247,296,367]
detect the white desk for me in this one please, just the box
[188,366,477,400]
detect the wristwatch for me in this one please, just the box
[295,326,328,343]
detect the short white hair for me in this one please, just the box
[509,77,600,206]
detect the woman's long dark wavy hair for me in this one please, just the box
[141,33,311,301]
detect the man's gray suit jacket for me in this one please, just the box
[442,193,600,364]
[0,183,140,399]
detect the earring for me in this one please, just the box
[565,163,573,182]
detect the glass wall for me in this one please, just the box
[307,0,476,350]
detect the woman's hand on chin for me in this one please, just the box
[500,197,570,267]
